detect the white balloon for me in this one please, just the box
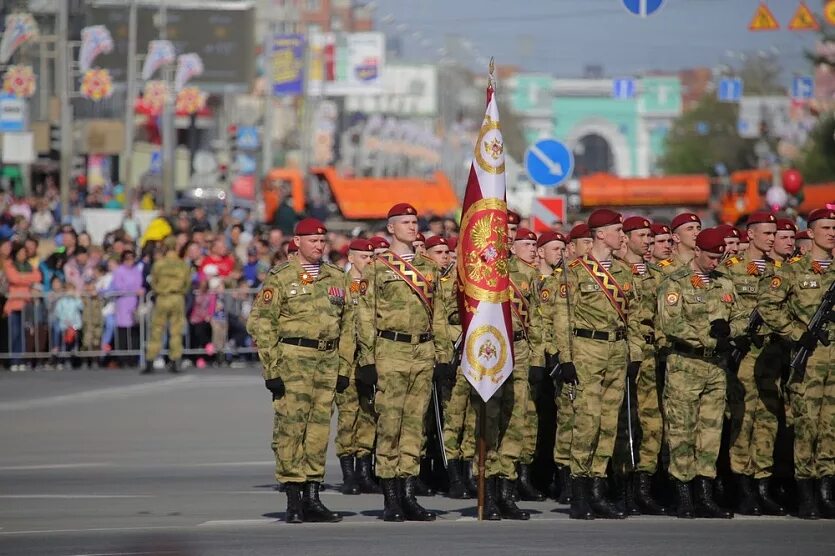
[765,185,788,209]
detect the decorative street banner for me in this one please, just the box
[175,86,206,115]
[141,40,175,81]
[80,68,113,101]
[174,53,204,92]
[78,25,114,72]
[0,13,39,64]
[309,32,385,96]
[271,34,305,97]
[2,65,36,98]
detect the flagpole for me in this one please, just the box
[478,401,486,521]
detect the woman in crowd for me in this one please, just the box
[4,243,42,371]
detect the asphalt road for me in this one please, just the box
[1,367,833,556]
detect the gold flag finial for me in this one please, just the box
[488,57,496,90]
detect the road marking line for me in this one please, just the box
[0,494,153,499]
[198,519,279,527]
[179,461,273,468]
[0,463,113,471]
[0,526,183,536]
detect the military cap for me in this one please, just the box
[294,217,327,236]
[671,212,701,231]
[447,237,458,250]
[349,238,375,252]
[746,211,777,226]
[287,241,298,253]
[163,235,177,249]
[738,230,749,243]
[387,203,418,218]
[775,218,797,233]
[514,228,537,242]
[795,229,811,240]
[369,236,390,250]
[507,210,521,225]
[807,207,835,224]
[415,232,426,243]
[650,223,671,236]
[696,227,727,254]
[569,223,592,241]
[588,209,623,229]
[425,235,449,250]
[622,216,651,232]
[537,231,567,248]
[715,224,740,239]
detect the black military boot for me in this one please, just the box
[446,459,470,499]
[401,476,436,521]
[168,359,181,374]
[463,460,479,496]
[589,477,626,519]
[339,455,360,495]
[797,479,820,520]
[141,361,154,375]
[483,477,502,520]
[284,482,304,524]
[381,478,405,522]
[496,478,530,520]
[674,479,695,519]
[736,474,762,516]
[413,461,435,497]
[819,476,835,519]
[757,477,787,516]
[620,474,641,517]
[355,455,380,494]
[569,476,594,520]
[556,465,573,504]
[694,476,733,519]
[301,481,341,522]
[635,471,667,515]
[516,463,545,501]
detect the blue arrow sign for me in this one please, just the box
[622,0,664,17]
[524,139,574,188]
[236,126,260,150]
[791,76,814,101]
[718,77,743,103]
[612,78,636,100]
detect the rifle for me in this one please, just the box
[729,309,764,370]
[624,372,637,469]
[790,280,835,376]
[558,256,576,402]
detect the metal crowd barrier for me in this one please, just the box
[0,288,260,369]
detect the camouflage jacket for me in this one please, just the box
[718,250,779,332]
[509,257,546,367]
[538,267,565,361]
[758,253,835,342]
[656,265,747,351]
[626,260,662,351]
[150,253,191,295]
[433,265,461,365]
[336,275,367,370]
[246,258,354,380]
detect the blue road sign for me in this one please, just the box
[613,78,636,100]
[0,93,25,132]
[622,0,664,17]
[524,139,574,188]
[718,77,743,103]
[149,150,162,174]
[236,126,260,150]
[791,76,814,101]
[237,152,257,175]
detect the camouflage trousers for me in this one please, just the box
[520,379,539,465]
[373,338,434,479]
[146,294,185,361]
[636,347,664,474]
[553,380,575,467]
[570,336,626,478]
[271,343,339,483]
[728,339,782,478]
[443,366,477,461]
[82,298,104,352]
[478,339,530,480]
[664,353,726,482]
[335,364,377,458]
[787,342,835,479]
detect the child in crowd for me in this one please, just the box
[52,281,83,362]
[98,260,116,352]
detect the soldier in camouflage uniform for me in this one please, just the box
[650,223,674,264]
[553,209,643,520]
[334,238,379,495]
[355,203,439,522]
[759,208,835,520]
[657,213,702,275]
[246,218,353,524]
[657,227,746,519]
[143,236,191,374]
[82,266,106,358]
[720,211,787,516]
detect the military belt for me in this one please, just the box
[377,330,433,345]
[670,340,722,359]
[573,328,625,342]
[279,337,338,351]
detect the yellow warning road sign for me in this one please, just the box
[749,2,780,31]
[825,0,835,26]
[788,1,820,31]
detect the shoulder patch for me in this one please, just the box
[568,259,581,269]
[774,260,782,269]
[665,291,680,306]
[724,256,741,267]
[261,287,274,304]
[788,256,803,265]
[540,288,551,303]
[559,283,568,298]
[770,276,782,290]
[658,259,673,267]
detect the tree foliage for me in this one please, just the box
[796,114,835,184]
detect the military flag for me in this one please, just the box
[456,61,514,403]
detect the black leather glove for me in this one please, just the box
[732,336,751,353]
[627,361,641,381]
[434,363,453,383]
[356,379,375,402]
[336,375,350,393]
[797,330,818,351]
[714,337,732,353]
[559,362,578,385]
[265,377,285,400]
[709,319,731,339]
[545,352,559,371]
[356,364,378,387]
[528,365,547,385]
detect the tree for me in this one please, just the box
[796,114,835,184]
[658,94,757,175]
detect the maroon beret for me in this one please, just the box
[671,212,701,231]
[569,223,592,241]
[650,223,671,236]
[587,208,623,229]
[514,228,537,242]
[739,231,749,243]
[287,241,298,253]
[807,208,835,224]
[623,216,651,233]
[507,210,521,225]
[414,232,426,244]
[447,237,458,250]
[795,230,811,240]
[369,236,390,250]
[775,219,797,233]
[537,231,567,248]
[387,203,418,218]
[294,217,327,236]
[747,211,777,226]
[696,228,727,254]
[349,238,374,252]
[425,235,449,250]
[715,224,740,239]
